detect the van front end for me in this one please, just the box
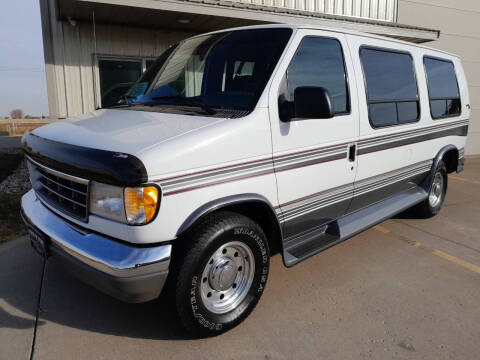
[20,131,174,303]
[21,190,171,303]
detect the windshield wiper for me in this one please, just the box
[119,95,138,106]
[108,95,136,108]
[151,96,216,115]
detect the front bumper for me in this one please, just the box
[21,190,171,303]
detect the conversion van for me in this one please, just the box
[21,25,469,336]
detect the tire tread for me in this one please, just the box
[171,211,268,336]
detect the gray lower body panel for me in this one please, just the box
[282,198,351,239]
[348,172,426,214]
[283,185,428,267]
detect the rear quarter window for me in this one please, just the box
[360,47,420,128]
[424,57,461,119]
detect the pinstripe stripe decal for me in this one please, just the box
[160,163,275,196]
[156,145,349,196]
[153,119,466,196]
[276,160,433,223]
[358,119,468,155]
[279,184,353,222]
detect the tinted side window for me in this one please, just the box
[360,48,420,128]
[287,37,349,114]
[424,57,461,119]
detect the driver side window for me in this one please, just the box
[286,37,350,115]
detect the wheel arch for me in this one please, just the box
[442,147,460,174]
[422,145,458,192]
[176,194,284,256]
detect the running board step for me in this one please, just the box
[337,186,427,240]
[288,232,338,259]
[283,186,428,267]
[283,223,340,267]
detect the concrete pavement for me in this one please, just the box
[0,237,44,360]
[1,158,480,360]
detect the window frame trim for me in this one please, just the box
[283,35,352,118]
[359,45,422,130]
[423,55,462,120]
[94,54,159,109]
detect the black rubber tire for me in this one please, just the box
[412,160,448,218]
[171,211,270,337]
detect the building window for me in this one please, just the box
[286,37,350,114]
[97,57,157,108]
[424,57,461,119]
[360,47,420,128]
[98,59,142,108]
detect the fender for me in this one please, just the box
[176,193,283,242]
[422,144,458,193]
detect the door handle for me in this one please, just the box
[348,144,356,162]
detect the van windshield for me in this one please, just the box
[117,28,292,115]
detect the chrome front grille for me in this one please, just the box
[27,157,90,221]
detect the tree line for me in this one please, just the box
[2,109,45,119]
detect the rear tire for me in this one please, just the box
[412,160,448,218]
[172,211,270,337]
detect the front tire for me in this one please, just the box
[412,160,448,218]
[173,211,270,337]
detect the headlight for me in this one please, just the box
[89,182,126,222]
[124,186,159,225]
[89,182,160,225]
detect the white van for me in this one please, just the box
[21,25,469,336]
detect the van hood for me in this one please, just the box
[23,109,225,185]
[32,109,223,155]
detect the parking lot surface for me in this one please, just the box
[1,158,479,360]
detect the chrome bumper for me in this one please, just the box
[21,190,171,303]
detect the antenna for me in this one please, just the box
[93,11,97,57]
[92,11,99,109]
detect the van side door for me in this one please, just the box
[346,35,428,213]
[268,30,359,247]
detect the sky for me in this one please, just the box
[0,0,49,117]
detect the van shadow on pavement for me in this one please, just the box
[0,306,41,330]
[0,237,44,345]
[1,238,192,341]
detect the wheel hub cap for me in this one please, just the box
[200,241,255,314]
[209,258,237,291]
[429,172,443,207]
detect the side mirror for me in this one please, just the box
[293,86,334,120]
